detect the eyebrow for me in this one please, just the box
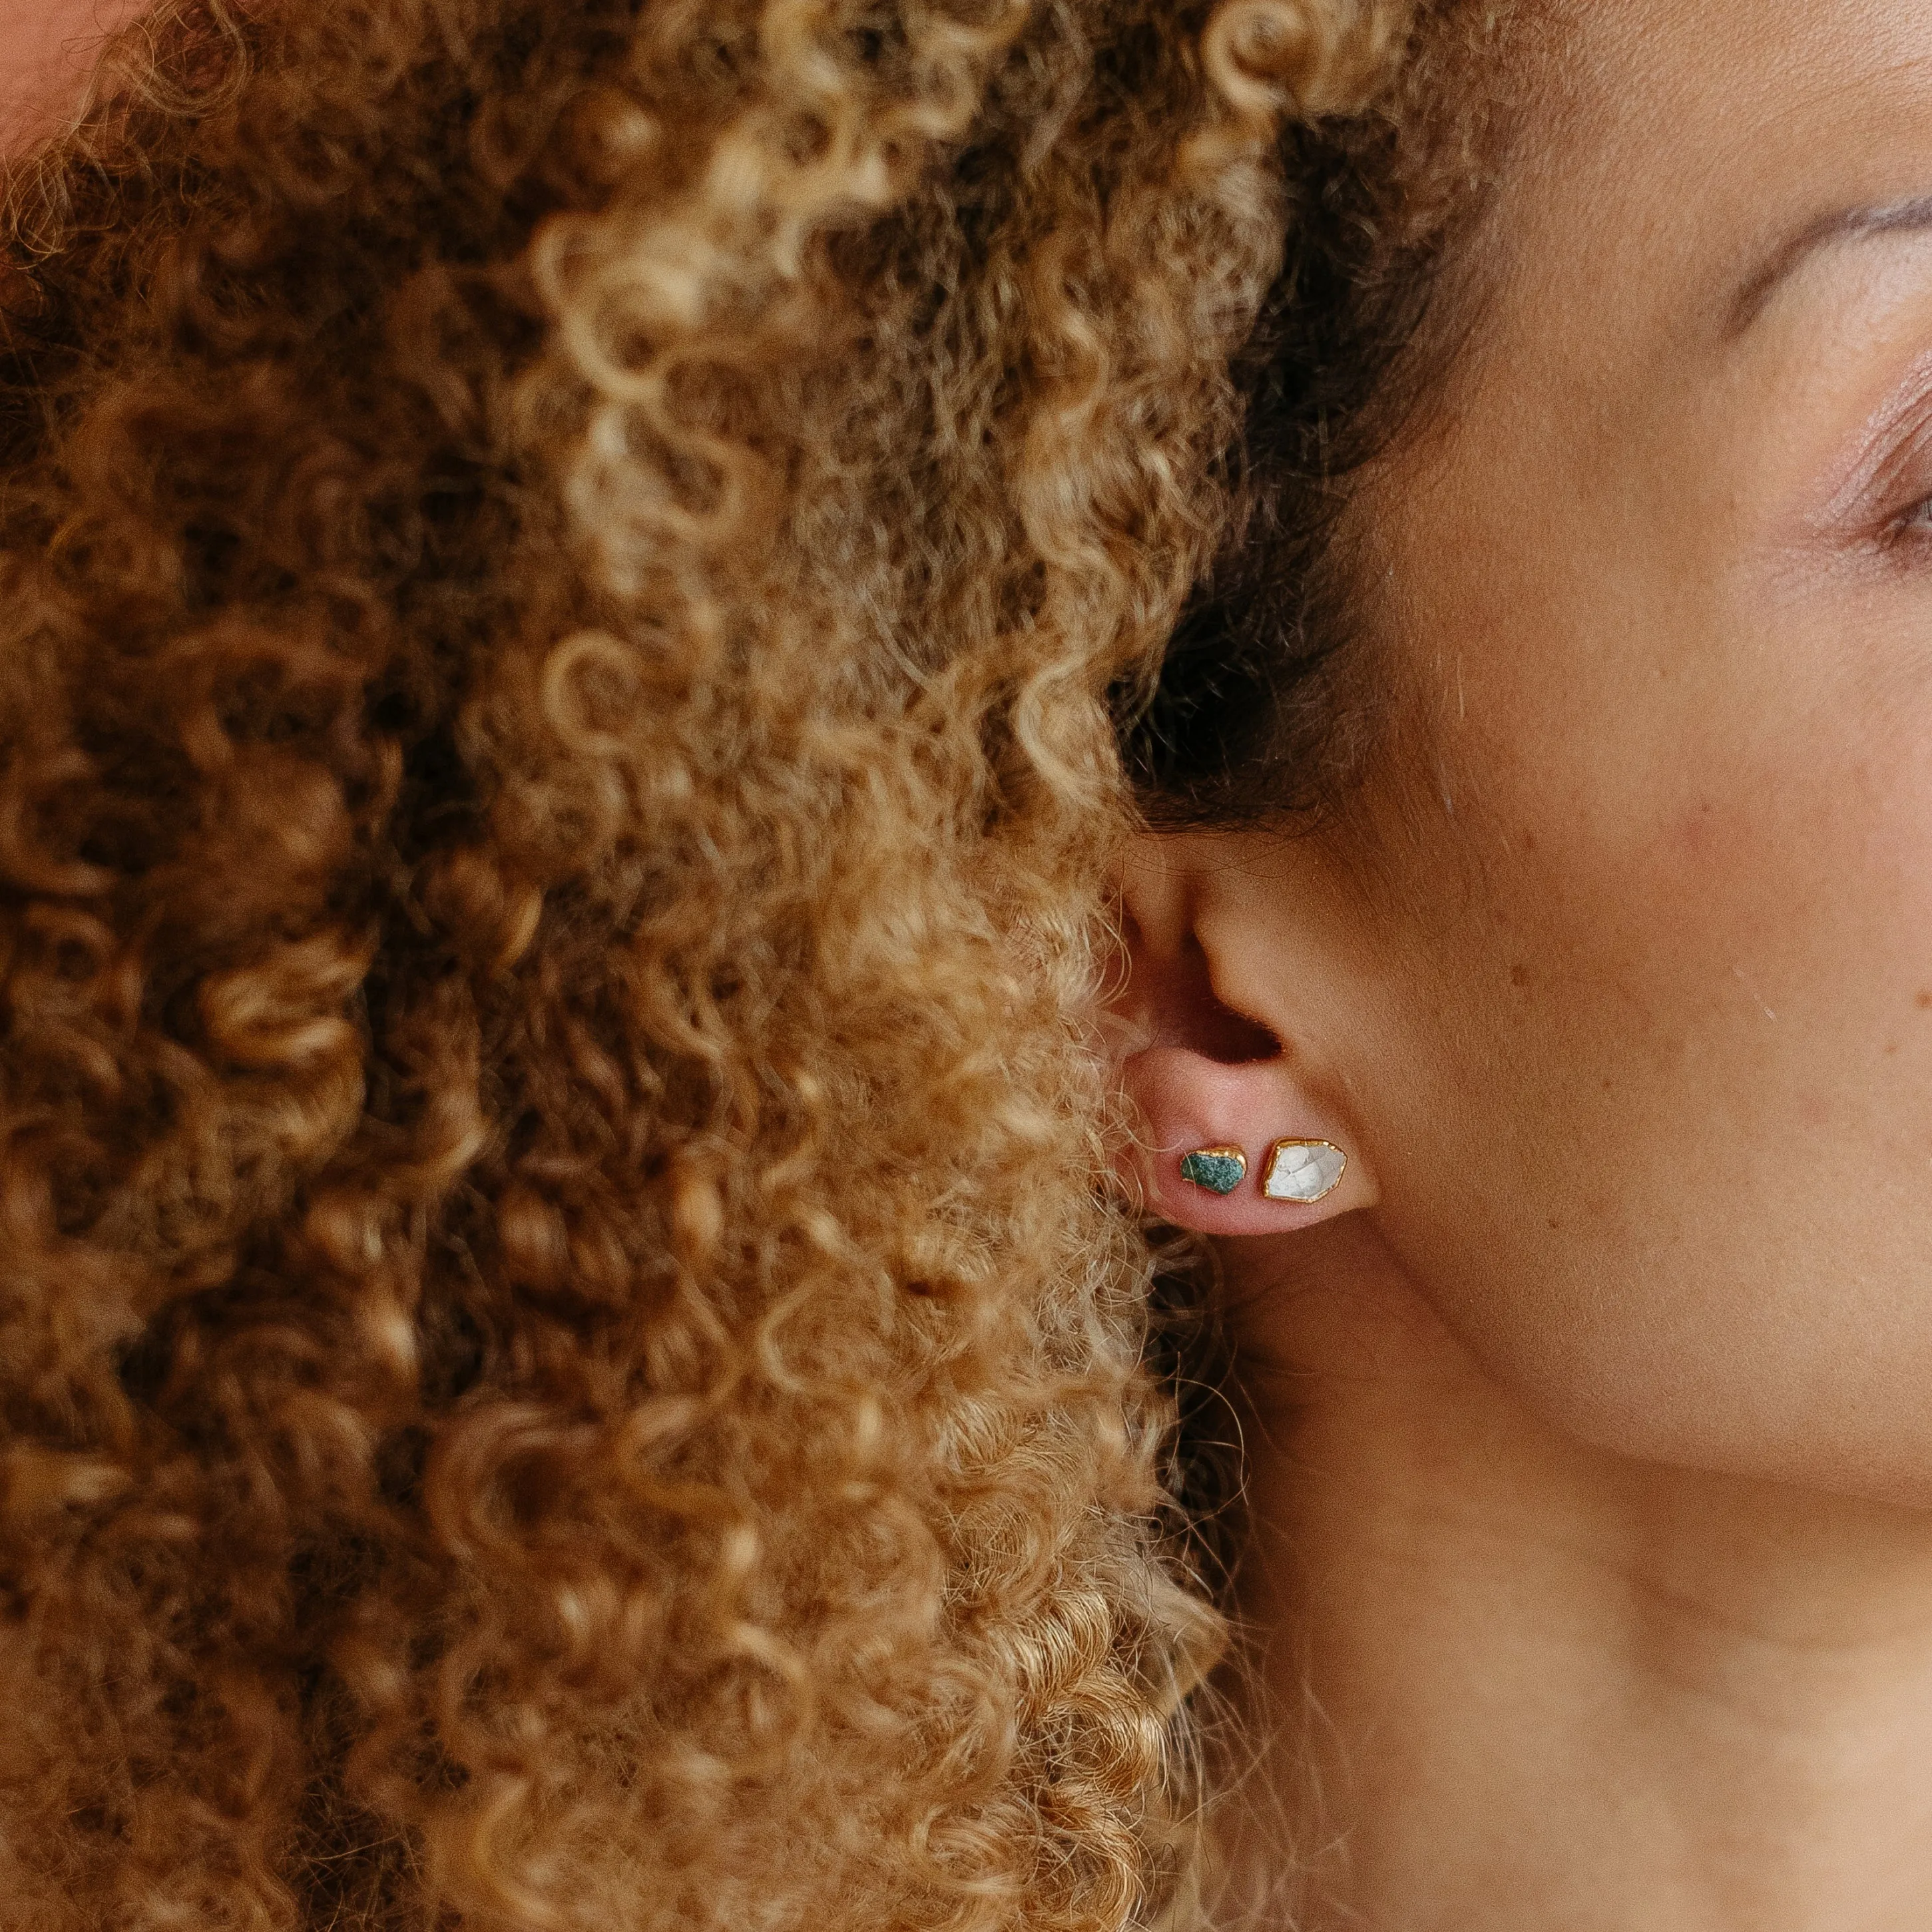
[1730,195,1932,335]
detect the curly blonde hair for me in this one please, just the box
[0,1,1499,1925]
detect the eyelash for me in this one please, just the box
[1886,491,1932,546]
[1857,399,1932,550]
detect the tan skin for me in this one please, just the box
[1124,0,1932,1925]
[0,0,145,152]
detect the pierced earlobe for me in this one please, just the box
[1264,1138,1347,1204]
[1179,1145,1248,1196]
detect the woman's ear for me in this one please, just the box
[1114,832,1378,1235]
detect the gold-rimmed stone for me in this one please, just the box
[1263,1139,1347,1204]
[1179,1146,1248,1196]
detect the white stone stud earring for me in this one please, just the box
[1263,1138,1347,1204]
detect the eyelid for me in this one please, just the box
[1867,419,1932,539]
[1816,344,1932,537]
[1897,497,1932,540]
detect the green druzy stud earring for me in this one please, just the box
[1180,1146,1248,1196]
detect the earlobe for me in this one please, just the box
[1123,1045,1375,1233]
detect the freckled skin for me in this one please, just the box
[1281,0,1932,1497]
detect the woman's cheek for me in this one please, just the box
[1351,662,1869,1474]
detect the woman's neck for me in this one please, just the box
[1218,1216,1932,1931]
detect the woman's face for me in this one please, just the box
[1281,0,1932,1501]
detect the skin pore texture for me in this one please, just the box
[1124,0,1932,1926]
